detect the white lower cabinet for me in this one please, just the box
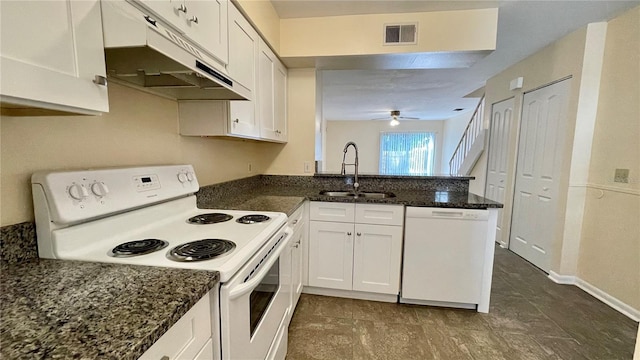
[309,221,355,290]
[291,225,304,307]
[287,203,307,323]
[139,292,213,360]
[352,223,403,294]
[308,202,404,295]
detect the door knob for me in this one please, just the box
[543,187,549,191]
[357,232,361,236]
[93,75,107,86]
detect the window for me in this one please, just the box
[379,132,436,175]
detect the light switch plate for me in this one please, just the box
[614,168,629,183]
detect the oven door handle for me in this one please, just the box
[228,230,293,300]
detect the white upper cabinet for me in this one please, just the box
[259,40,288,142]
[227,2,259,138]
[0,0,109,115]
[131,0,228,65]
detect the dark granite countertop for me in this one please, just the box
[0,259,219,360]
[198,184,501,215]
[314,172,475,180]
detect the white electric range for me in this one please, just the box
[31,165,292,360]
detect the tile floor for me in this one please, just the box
[286,246,638,359]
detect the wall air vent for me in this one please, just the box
[384,23,417,45]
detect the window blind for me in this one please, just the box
[379,132,435,175]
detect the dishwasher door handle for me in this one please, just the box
[431,211,464,218]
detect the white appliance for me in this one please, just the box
[31,165,291,360]
[400,207,489,310]
[100,1,248,101]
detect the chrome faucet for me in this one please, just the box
[341,141,359,194]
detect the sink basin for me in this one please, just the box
[358,191,396,199]
[319,190,396,199]
[319,191,356,197]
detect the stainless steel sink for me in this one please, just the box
[319,191,356,197]
[319,190,396,199]
[359,191,396,199]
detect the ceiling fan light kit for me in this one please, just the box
[373,110,417,126]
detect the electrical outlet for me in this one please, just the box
[304,161,312,173]
[614,168,629,183]
[248,162,253,173]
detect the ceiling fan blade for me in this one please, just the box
[399,116,419,120]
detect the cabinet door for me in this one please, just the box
[308,221,354,290]
[352,224,403,295]
[227,3,259,138]
[291,227,304,308]
[258,40,277,140]
[139,293,212,360]
[185,0,228,64]
[0,0,108,115]
[274,60,288,141]
[132,0,185,31]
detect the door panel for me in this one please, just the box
[0,0,109,114]
[308,221,353,290]
[485,97,514,246]
[352,224,403,295]
[510,79,571,272]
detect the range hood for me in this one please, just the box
[100,1,248,101]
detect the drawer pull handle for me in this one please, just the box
[189,16,198,24]
[357,232,361,236]
[161,356,170,360]
[292,219,298,225]
[347,232,352,236]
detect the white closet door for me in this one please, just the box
[510,79,571,272]
[485,98,515,246]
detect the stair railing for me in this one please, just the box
[449,95,485,175]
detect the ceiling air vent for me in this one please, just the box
[384,23,417,45]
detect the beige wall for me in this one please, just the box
[262,68,317,175]
[234,0,281,52]
[280,8,497,58]
[325,120,444,174]
[0,83,270,226]
[578,6,640,311]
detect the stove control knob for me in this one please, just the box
[90,182,109,197]
[177,173,188,183]
[186,172,195,182]
[68,184,89,201]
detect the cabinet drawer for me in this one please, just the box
[310,202,355,223]
[288,204,305,232]
[139,292,212,360]
[355,204,404,226]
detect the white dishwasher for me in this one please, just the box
[400,207,489,309]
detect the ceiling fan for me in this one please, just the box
[373,110,418,126]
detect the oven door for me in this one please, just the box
[220,229,292,360]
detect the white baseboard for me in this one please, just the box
[548,271,639,322]
[548,270,577,284]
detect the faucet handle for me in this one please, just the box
[353,182,359,189]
